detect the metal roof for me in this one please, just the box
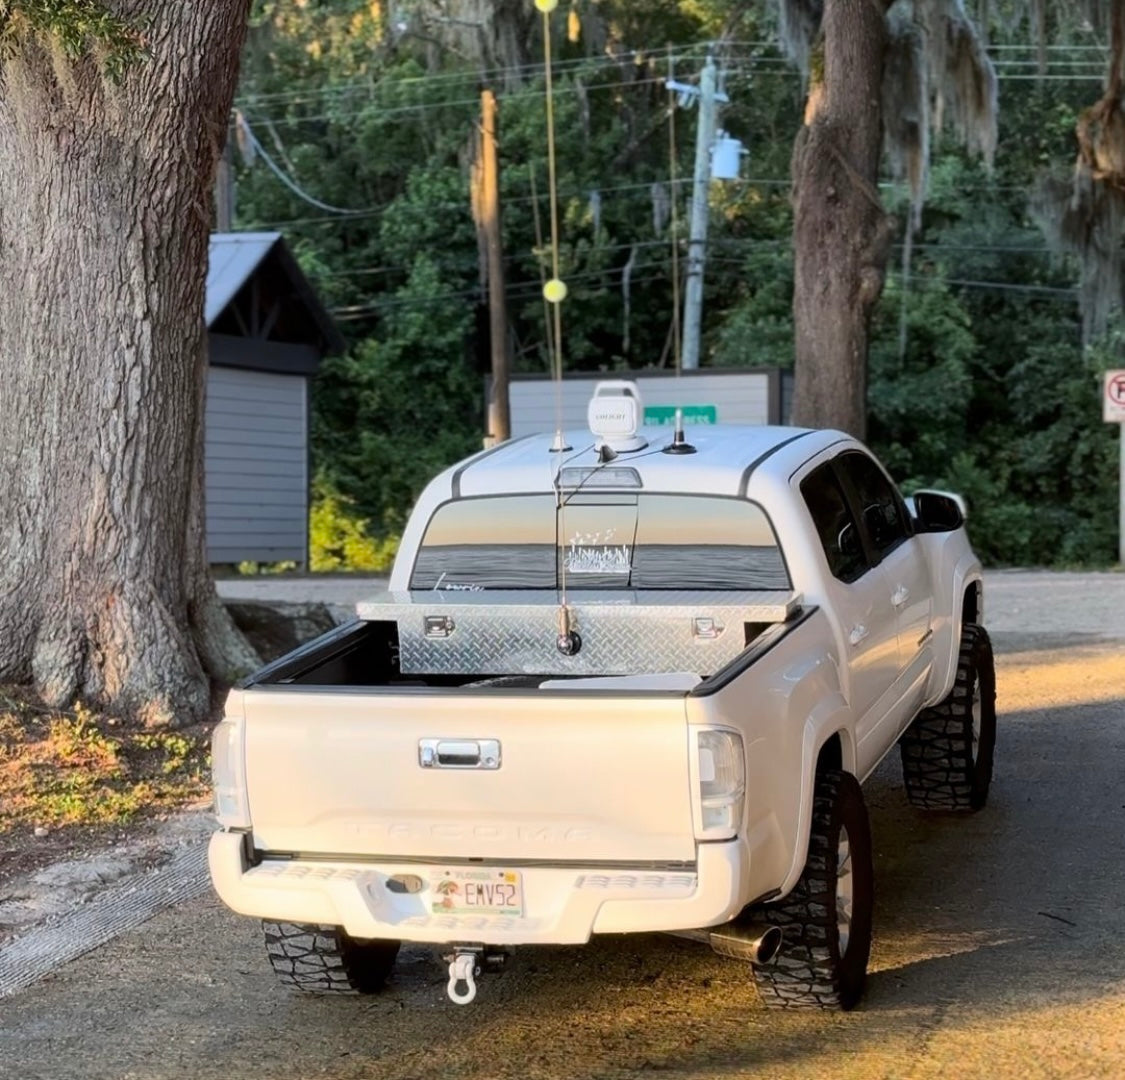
[206,232,346,354]
[206,232,281,327]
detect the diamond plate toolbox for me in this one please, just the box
[356,590,801,677]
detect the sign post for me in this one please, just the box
[1105,370,1125,566]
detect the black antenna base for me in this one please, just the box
[663,427,697,455]
[662,408,697,454]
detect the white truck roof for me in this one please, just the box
[450,424,836,500]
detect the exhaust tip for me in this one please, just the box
[754,925,783,966]
[705,921,784,965]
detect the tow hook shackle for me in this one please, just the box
[443,946,509,1004]
[446,950,480,1005]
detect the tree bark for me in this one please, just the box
[790,0,894,440]
[0,1,259,727]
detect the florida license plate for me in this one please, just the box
[429,868,524,916]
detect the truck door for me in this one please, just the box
[834,450,934,723]
[799,461,900,777]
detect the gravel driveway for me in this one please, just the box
[0,570,1121,1079]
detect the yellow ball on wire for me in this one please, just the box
[534,0,558,12]
[543,278,568,304]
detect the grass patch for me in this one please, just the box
[0,691,211,833]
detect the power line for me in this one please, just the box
[328,259,1080,322]
[239,63,767,128]
[330,263,671,318]
[237,115,381,216]
[235,43,768,107]
[239,177,707,231]
[235,38,1114,109]
[311,236,1067,287]
[239,45,736,105]
[241,169,1055,232]
[242,69,757,129]
[938,277,1078,297]
[239,60,1102,135]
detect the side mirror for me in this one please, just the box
[909,490,966,533]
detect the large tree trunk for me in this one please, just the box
[0,1,259,727]
[790,0,894,440]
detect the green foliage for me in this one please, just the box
[711,244,795,370]
[0,698,210,832]
[0,0,145,80]
[310,482,399,573]
[235,560,298,575]
[868,275,976,481]
[867,145,1120,567]
[312,255,481,532]
[232,4,1121,569]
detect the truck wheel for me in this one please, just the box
[262,921,400,994]
[752,770,873,1011]
[900,624,996,811]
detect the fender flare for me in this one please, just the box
[938,557,983,701]
[776,695,856,898]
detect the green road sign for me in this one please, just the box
[643,405,717,426]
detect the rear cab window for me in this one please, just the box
[410,493,790,591]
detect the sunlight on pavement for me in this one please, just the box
[997,649,1125,711]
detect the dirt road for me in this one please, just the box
[2,572,1123,1079]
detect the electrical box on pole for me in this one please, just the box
[711,133,744,180]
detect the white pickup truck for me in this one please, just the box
[209,382,996,1011]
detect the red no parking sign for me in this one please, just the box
[1106,370,1125,423]
[1109,370,1125,566]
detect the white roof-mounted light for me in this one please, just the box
[587,380,647,454]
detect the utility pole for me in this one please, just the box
[214,122,235,232]
[473,88,510,443]
[681,53,719,371]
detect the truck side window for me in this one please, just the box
[800,464,868,583]
[836,451,910,559]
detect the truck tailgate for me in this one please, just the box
[243,689,697,863]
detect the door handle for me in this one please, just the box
[419,739,502,770]
[849,624,869,646]
[892,586,909,607]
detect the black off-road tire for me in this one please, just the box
[262,921,400,994]
[900,624,996,812]
[752,770,874,1011]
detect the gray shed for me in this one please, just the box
[205,232,344,565]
